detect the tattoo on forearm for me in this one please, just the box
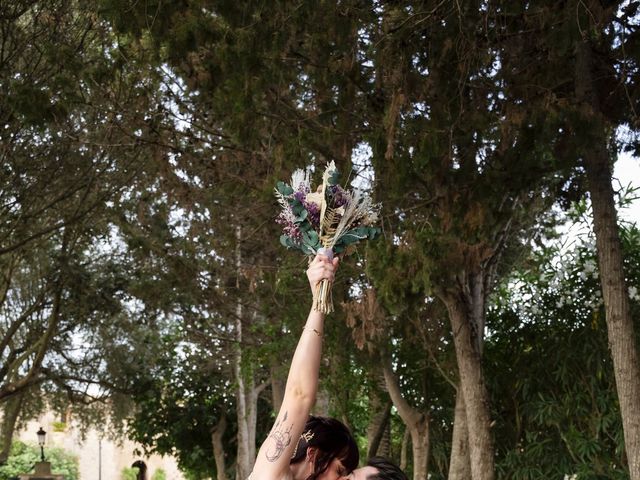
[265,411,293,462]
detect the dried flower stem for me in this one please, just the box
[313,279,334,314]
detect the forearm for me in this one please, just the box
[283,308,324,408]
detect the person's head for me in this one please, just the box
[290,415,359,480]
[350,457,408,480]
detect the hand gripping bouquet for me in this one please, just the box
[275,161,381,313]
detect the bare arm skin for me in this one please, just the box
[250,253,339,480]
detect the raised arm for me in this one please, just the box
[250,253,338,480]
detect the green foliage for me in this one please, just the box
[0,441,78,480]
[121,466,139,480]
[51,422,66,433]
[151,468,167,480]
[0,0,174,437]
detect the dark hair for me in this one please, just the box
[290,415,359,479]
[366,457,408,480]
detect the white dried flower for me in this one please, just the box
[290,168,311,192]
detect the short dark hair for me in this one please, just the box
[366,457,408,480]
[290,415,359,479]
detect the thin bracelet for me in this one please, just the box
[303,327,323,337]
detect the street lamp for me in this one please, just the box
[36,427,46,462]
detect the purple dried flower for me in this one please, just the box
[304,201,320,228]
[276,212,302,241]
[330,185,349,207]
[285,225,302,241]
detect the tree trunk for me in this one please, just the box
[270,360,286,414]
[0,391,24,464]
[442,292,494,480]
[382,359,430,480]
[367,396,392,459]
[234,316,252,479]
[212,416,228,480]
[234,226,254,480]
[378,421,392,459]
[588,156,640,478]
[235,351,262,480]
[314,388,330,417]
[400,427,410,472]
[448,388,471,480]
[576,39,640,480]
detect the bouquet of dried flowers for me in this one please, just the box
[275,161,381,313]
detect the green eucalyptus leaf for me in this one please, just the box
[280,235,294,248]
[300,243,315,255]
[292,202,305,216]
[276,181,294,196]
[327,169,340,186]
[295,209,309,223]
[338,227,369,246]
[302,229,319,246]
[298,221,313,232]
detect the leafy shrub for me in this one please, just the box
[52,422,67,432]
[121,466,140,480]
[0,441,78,480]
[152,468,167,480]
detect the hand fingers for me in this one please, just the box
[310,252,332,268]
[309,259,334,277]
[307,254,337,282]
[315,252,331,263]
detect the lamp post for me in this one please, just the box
[36,427,46,462]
